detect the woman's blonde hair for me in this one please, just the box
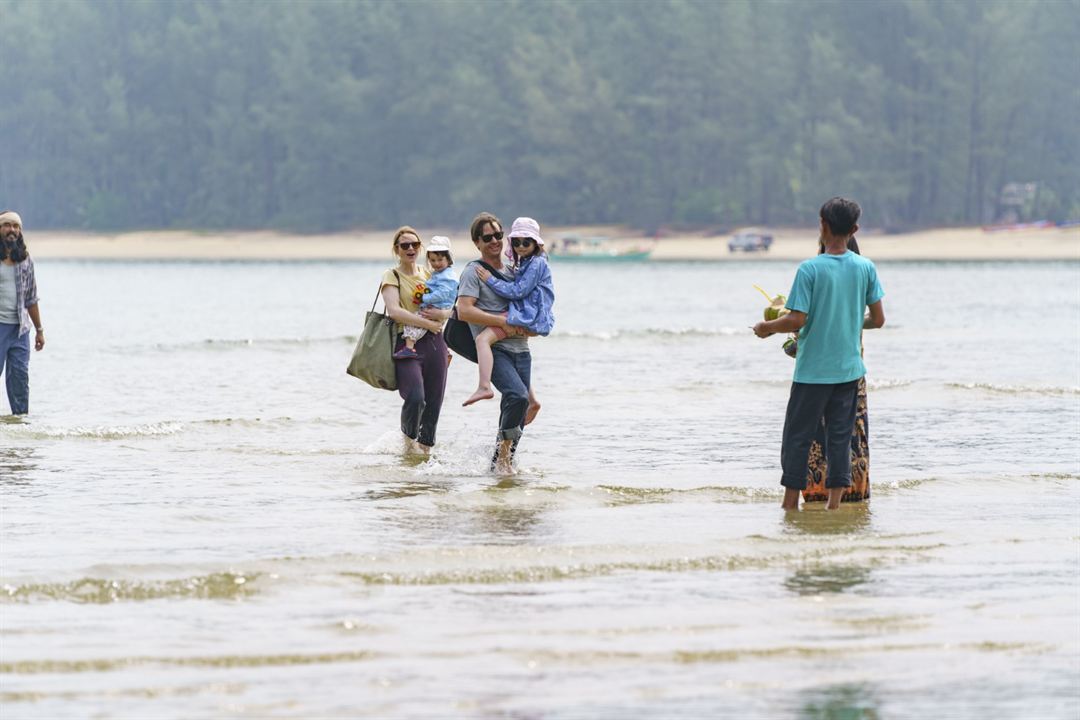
[391,226,421,257]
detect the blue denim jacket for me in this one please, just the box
[484,255,555,336]
[420,268,458,309]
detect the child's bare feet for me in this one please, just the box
[463,388,494,407]
[524,399,541,425]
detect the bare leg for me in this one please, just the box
[463,328,499,406]
[826,487,845,510]
[404,337,416,350]
[493,439,514,474]
[524,387,541,426]
[781,488,801,510]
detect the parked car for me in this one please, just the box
[728,230,774,252]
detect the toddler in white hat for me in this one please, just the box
[394,236,458,359]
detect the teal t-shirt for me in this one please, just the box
[786,251,884,384]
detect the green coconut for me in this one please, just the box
[754,285,789,321]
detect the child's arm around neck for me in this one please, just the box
[485,254,547,300]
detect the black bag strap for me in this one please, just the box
[450,261,509,319]
[473,259,510,282]
[372,270,400,312]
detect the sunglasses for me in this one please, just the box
[481,231,504,243]
[396,241,421,250]
[510,237,535,248]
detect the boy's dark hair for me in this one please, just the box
[428,250,453,267]
[819,197,861,237]
[819,236,861,255]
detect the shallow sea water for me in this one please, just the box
[1,258,1078,718]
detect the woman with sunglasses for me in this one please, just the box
[456,213,547,472]
[379,226,450,454]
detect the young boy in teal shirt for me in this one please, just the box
[754,197,886,510]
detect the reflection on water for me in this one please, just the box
[782,505,875,595]
[475,478,546,541]
[0,446,36,487]
[798,683,882,719]
[785,564,873,596]
[358,479,454,501]
[783,503,873,536]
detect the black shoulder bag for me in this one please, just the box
[444,260,509,363]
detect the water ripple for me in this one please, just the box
[2,572,257,604]
[1,650,376,674]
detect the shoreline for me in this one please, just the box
[26,225,1080,262]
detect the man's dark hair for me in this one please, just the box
[819,197,861,237]
[0,210,28,262]
[470,212,501,244]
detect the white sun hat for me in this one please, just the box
[427,235,452,258]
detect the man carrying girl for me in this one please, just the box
[456,214,553,473]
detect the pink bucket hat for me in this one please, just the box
[508,217,544,246]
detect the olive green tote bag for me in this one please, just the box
[346,276,398,391]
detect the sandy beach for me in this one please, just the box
[26,224,1080,261]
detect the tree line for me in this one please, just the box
[1,0,1077,233]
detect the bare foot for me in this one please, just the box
[463,388,495,407]
[524,399,541,426]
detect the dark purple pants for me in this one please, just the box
[394,331,448,447]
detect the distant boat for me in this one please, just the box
[981,220,1056,232]
[549,235,654,261]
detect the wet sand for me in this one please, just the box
[27,225,1080,261]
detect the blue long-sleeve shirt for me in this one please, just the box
[420,268,458,309]
[483,255,555,336]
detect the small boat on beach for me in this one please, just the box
[549,235,654,261]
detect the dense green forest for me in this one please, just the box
[1,0,1077,232]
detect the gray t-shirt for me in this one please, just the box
[0,263,18,325]
[457,260,530,354]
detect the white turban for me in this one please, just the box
[0,211,22,228]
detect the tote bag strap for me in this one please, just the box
[372,269,401,312]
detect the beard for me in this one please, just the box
[1,231,27,262]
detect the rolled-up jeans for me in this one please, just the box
[490,346,531,442]
[394,331,448,447]
[0,323,30,415]
[780,379,860,490]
